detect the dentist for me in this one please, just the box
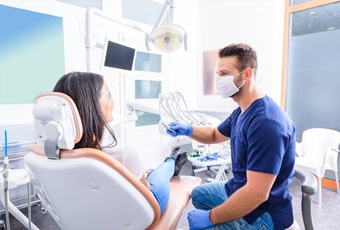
[168,43,296,230]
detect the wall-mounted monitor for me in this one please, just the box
[102,38,136,71]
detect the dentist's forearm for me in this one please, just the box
[210,185,263,224]
[190,127,229,144]
[210,171,275,224]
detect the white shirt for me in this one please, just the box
[101,130,144,180]
[102,146,145,180]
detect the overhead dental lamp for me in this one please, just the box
[85,0,187,71]
[146,0,188,52]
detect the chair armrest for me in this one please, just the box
[323,146,340,171]
[294,168,317,196]
[294,168,318,230]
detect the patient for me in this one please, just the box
[53,71,187,213]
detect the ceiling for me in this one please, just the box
[291,1,340,36]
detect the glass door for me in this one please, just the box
[283,0,340,140]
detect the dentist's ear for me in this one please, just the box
[244,68,253,80]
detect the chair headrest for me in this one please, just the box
[33,92,83,159]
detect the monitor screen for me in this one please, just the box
[103,40,136,71]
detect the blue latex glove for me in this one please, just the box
[187,209,213,230]
[197,153,220,162]
[166,122,193,137]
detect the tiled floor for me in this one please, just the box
[2,161,340,230]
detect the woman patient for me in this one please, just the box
[53,71,187,213]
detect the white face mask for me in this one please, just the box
[215,71,245,98]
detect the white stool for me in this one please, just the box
[0,168,39,230]
[187,155,231,182]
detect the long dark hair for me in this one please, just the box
[53,72,117,149]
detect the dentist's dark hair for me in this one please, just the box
[53,71,117,150]
[219,43,258,76]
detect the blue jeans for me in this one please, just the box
[191,182,274,230]
[147,158,175,214]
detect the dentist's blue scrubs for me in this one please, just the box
[191,95,296,230]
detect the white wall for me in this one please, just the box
[163,0,199,110]
[170,0,285,114]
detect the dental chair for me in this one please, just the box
[24,92,201,230]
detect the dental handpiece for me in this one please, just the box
[161,122,175,132]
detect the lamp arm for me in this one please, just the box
[168,0,174,25]
[110,112,138,127]
[127,100,160,115]
[87,7,145,34]
[151,0,173,32]
[183,31,188,51]
[85,8,95,72]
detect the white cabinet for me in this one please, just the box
[97,21,170,168]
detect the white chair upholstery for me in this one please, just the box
[294,128,340,205]
[24,92,201,230]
